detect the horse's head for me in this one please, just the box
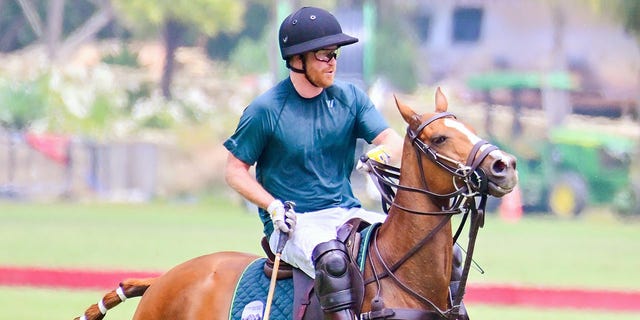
[395,87,518,199]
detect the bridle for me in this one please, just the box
[360,112,498,320]
[368,112,497,215]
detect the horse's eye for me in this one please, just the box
[432,136,447,145]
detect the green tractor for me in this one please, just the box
[467,71,638,217]
[504,127,638,217]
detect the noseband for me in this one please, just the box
[361,112,498,320]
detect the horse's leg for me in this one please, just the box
[132,252,258,320]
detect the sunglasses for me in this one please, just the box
[313,48,340,62]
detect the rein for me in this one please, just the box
[361,112,497,320]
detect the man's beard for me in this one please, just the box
[305,67,335,88]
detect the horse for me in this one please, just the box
[74,87,518,320]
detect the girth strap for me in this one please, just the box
[361,308,444,320]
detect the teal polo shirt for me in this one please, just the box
[224,78,388,236]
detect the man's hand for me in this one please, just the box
[267,200,297,233]
[356,145,391,172]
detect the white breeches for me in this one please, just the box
[268,207,386,278]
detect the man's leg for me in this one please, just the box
[312,239,358,320]
[272,209,341,279]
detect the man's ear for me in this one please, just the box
[288,54,303,68]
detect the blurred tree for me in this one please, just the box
[17,0,114,60]
[206,1,268,61]
[2,0,116,57]
[0,78,48,131]
[595,0,640,120]
[372,1,419,92]
[0,1,36,52]
[0,77,49,192]
[612,0,640,122]
[608,0,640,40]
[112,0,245,99]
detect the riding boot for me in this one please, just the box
[450,245,469,320]
[312,240,358,320]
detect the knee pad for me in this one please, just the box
[312,240,355,312]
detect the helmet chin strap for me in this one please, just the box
[287,55,321,88]
[287,60,305,74]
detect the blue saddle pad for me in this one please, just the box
[229,223,380,320]
[229,258,294,320]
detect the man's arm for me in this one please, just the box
[371,128,404,165]
[224,151,276,211]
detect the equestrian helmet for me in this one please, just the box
[279,7,358,60]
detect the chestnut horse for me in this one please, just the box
[74,88,518,320]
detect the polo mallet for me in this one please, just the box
[264,201,295,320]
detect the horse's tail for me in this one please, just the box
[73,277,156,320]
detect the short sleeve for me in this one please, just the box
[223,105,272,165]
[354,88,389,143]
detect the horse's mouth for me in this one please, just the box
[487,179,517,197]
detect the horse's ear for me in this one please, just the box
[435,87,448,113]
[394,94,420,125]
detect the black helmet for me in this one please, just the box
[279,7,358,60]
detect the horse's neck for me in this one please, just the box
[374,159,452,309]
[379,144,452,270]
[371,146,453,307]
[383,143,452,243]
[380,163,453,255]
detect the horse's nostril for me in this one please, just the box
[493,160,507,173]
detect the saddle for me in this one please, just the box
[261,237,294,279]
[260,218,372,320]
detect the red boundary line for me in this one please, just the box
[465,284,640,312]
[0,266,160,290]
[1,266,639,312]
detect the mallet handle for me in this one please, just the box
[264,201,295,320]
[263,253,281,320]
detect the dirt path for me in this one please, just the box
[1,266,639,312]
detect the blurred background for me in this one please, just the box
[1,1,639,319]
[0,0,638,219]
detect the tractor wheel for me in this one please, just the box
[613,183,640,217]
[547,173,588,218]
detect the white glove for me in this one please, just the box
[356,145,391,173]
[267,200,297,234]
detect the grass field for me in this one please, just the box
[1,197,639,320]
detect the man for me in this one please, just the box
[224,6,402,320]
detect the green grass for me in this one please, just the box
[1,199,639,320]
[0,200,265,270]
[464,211,640,290]
[0,287,139,320]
